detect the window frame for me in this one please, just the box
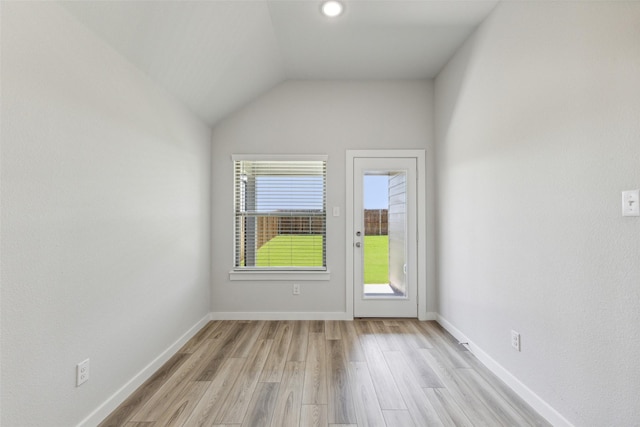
[229,154,331,281]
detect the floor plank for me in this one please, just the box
[270,361,305,427]
[415,322,470,369]
[383,351,443,426]
[303,332,328,405]
[310,320,325,333]
[403,320,435,349]
[325,320,342,340]
[369,321,397,352]
[241,381,279,427]
[326,340,357,424]
[151,381,209,426]
[456,368,529,425]
[180,321,221,353]
[258,320,281,340]
[231,321,266,358]
[347,361,386,427]
[214,339,273,424]
[182,357,246,427]
[423,387,473,427]
[354,321,406,410]
[381,410,416,427]
[207,320,235,340]
[339,321,366,362]
[301,405,328,427]
[260,321,294,382]
[419,348,503,424]
[390,327,443,388]
[194,323,247,381]
[287,321,309,362]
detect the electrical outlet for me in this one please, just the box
[511,330,521,352]
[292,283,300,295]
[76,358,90,386]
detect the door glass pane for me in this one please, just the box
[363,171,407,298]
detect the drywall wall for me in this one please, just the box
[211,81,436,317]
[435,2,640,425]
[1,3,211,426]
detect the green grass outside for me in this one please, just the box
[363,235,389,284]
[256,235,324,267]
[256,234,389,284]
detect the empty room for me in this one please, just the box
[1,0,639,426]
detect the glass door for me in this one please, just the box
[353,157,417,317]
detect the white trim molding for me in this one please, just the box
[210,311,352,321]
[436,315,574,427]
[77,314,211,427]
[232,154,328,162]
[229,269,331,281]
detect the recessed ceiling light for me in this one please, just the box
[321,0,344,18]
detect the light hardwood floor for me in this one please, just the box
[99,320,550,427]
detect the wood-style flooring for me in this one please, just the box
[99,320,550,427]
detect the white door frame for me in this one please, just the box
[346,149,427,319]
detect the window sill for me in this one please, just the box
[229,269,331,281]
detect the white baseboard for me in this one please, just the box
[210,311,437,321]
[436,315,573,427]
[210,311,352,321]
[76,313,211,427]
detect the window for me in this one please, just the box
[233,155,327,272]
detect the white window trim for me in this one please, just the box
[230,154,329,281]
[229,269,331,281]
[232,154,328,162]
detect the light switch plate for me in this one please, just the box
[622,190,640,216]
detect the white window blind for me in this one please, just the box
[234,157,327,270]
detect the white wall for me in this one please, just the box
[435,2,640,425]
[1,3,211,426]
[211,81,436,317]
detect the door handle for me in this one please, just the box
[355,242,361,248]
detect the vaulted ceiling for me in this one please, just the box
[60,1,498,127]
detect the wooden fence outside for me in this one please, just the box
[364,209,388,236]
[256,215,325,249]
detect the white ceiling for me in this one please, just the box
[60,0,498,126]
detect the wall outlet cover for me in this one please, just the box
[76,359,90,386]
